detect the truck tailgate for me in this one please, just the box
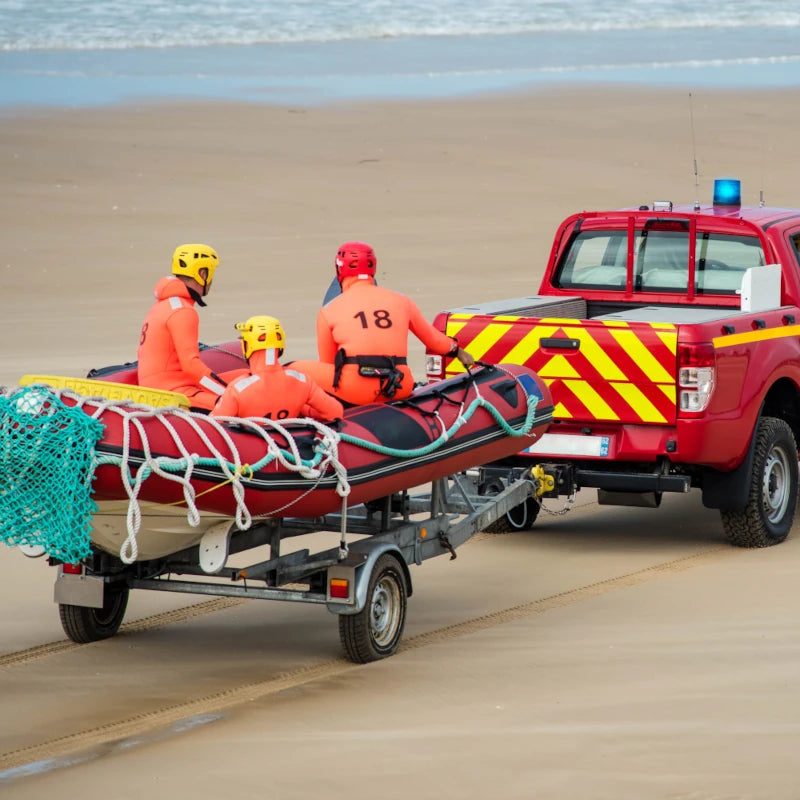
[445,314,678,426]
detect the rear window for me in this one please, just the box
[555,229,766,294]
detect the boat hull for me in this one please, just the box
[88,363,552,521]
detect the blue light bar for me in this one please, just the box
[713,178,741,206]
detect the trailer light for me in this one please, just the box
[653,200,673,212]
[420,527,428,539]
[62,563,82,574]
[426,354,443,378]
[713,178,741,207]
[329,578,350,599]
[678,343,716,414]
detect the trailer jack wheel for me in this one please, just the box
[339,554,407,663]
[59,585,129,644]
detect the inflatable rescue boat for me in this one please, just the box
[1,344,552,563]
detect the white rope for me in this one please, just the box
[48,389,350,564]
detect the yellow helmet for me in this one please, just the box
[235,315,286,359]
[171,243,219,288]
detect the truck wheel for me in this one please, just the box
[720,417,798,548]
[58,585,129,644]
[483,497,540,533]
[339,554,407,663]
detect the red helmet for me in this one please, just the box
[335,241,376,282]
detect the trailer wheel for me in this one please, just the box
[339,554,407,663]
[720,417,798,548]
[483,497,540,533]
[59,585,129,644]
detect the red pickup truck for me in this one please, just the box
[427,180,800,547]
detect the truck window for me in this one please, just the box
[791,233,800,267]
[554,231,628,288]
[555,228,765,295]
[640,231,764,294]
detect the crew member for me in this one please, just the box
[292,241,474,405]
[210,315,344,422]
[137,243,232,411]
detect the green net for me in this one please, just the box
[0,386,105,563]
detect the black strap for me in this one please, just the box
[332,349,408,398]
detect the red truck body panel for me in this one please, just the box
[430,197,800,475]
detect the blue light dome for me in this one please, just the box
[713,178,741,206]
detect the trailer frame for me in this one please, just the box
[52,467,542,662]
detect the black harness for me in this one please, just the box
[333,349,408,399]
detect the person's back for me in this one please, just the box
[210,316,343,422]
[293,241,474,405]
[137,243,229,411]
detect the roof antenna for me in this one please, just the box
[689,92,700,211]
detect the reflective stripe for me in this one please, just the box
[233,374,260,391]
[285,369,307,383]
[168,296,184,310]
[200,375,226,395]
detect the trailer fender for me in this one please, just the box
[326,542,413,615]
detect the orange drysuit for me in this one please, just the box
[292,276,457,405]
[210,350,344,421]
[137,276,228,411]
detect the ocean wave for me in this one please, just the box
[2,1,800,52]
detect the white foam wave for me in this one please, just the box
[3,14,800,52]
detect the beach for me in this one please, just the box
[3,82,800,797]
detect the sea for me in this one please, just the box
[1,0,799,109]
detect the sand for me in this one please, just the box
[2,85,800,798]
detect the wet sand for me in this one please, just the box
[2,85,800,797]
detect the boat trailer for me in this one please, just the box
[51,468,546,663]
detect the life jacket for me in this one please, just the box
[137,276,225,404]
[317,277,455,401]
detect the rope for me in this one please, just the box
[1,366,539,564]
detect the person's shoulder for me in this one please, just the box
[284,368,308,384]
[233,373,260,391]
[156,276,192,305]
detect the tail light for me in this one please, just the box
[426,354,444,379]
[677,343,716,414]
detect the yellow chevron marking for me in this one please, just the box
[562,327,627,381]
[538,317,585,324]
[563,379,619,420]
[449,313,475,321]
[491,315,522,321]
[611,382,667,423]
[657,383,676,403]
[601,320,630,328]
[609,329,673,383]
[713,324,800,349]
[554,402,572,418]
[445,320,468,339]
[461,322,515,361]
[503,325,558,364]
[657,330,678,355]
[538,354,581,379]
[542,378,574,418]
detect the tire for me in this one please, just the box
[483,497,540,533]
[59,585,129,643]
[720,417,798,548]
[339,554,407,663]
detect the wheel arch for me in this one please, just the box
[702,379,800,511]
[330,542,412,616]
[761,377,800,447]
